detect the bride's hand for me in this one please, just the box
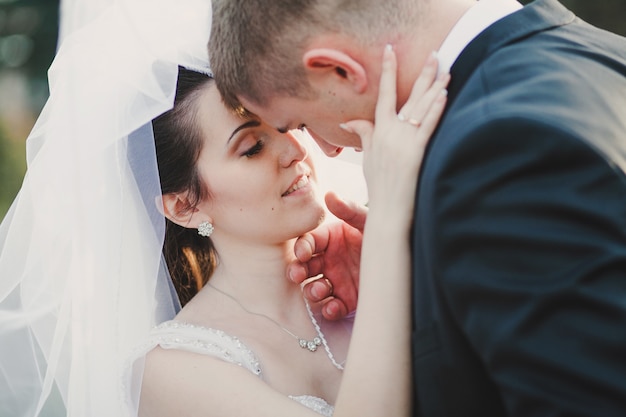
[340,46,449,216]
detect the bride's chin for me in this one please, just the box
[295,210,326,237]
[317,210,326,226]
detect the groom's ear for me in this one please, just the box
[302,48,368,94]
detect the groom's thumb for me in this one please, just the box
[325,191,367,231]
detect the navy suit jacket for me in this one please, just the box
[412,0,626,415]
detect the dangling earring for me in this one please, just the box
[197,221,214,237]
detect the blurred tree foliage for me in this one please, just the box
[0,0,59,78]
[0,122,23,216]
[0,0,58,221]
[0,0,624,221]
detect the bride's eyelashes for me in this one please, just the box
[241,138,265,157]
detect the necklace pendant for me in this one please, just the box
[300,337,322,352]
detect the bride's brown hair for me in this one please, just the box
[152,67,217,306]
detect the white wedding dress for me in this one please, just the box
[128,321,335,416]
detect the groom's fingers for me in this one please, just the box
[322,299,349,321]
[287,254,325,285]
[287,258,307,284]
[325,192,367,231]
[290,232,327,277]
[293,229,327,262]
[303,277,333,301]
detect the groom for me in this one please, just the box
[209,0,626,415]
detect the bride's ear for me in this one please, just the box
[302,48,368,94]
[161,193,208,229]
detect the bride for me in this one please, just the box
[133,58,447,416]
[0,0,448,416]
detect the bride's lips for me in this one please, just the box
[282,174,311,197]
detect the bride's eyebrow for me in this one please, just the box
[227,120,261,143]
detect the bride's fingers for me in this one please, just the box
[340,120,374,150]
[397,73,449,134]
[400,88,447,127]
[340,45,448,153]
[374,44,399,123]
[415,89,448,139]
[398,52,440,119]
[339,45,397,151]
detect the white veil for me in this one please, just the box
[0,0,212,415]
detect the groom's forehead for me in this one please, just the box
[238,94,300,131]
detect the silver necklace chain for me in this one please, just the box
[207,282,344,371]
[303,296,345,371]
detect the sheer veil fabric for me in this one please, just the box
[0,0,212,415]
[0,0,367,416]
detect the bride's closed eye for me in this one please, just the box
[242,138,265,157]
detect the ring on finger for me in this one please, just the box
[324,277,334,297]
[397,113,421,128]
[407,117,421,128]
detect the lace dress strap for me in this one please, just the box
[148,320,262,377]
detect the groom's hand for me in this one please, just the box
[287,192,366,320]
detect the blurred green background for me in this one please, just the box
[0,0,58,219]
[0,0,625,221]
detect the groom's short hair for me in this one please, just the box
[209,0,419,110]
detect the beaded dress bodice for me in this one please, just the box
[134,320,334,416]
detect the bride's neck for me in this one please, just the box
[208,237,302,311]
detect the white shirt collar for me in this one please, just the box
[437,0,523,74]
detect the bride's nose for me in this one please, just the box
[278,132,308,168]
